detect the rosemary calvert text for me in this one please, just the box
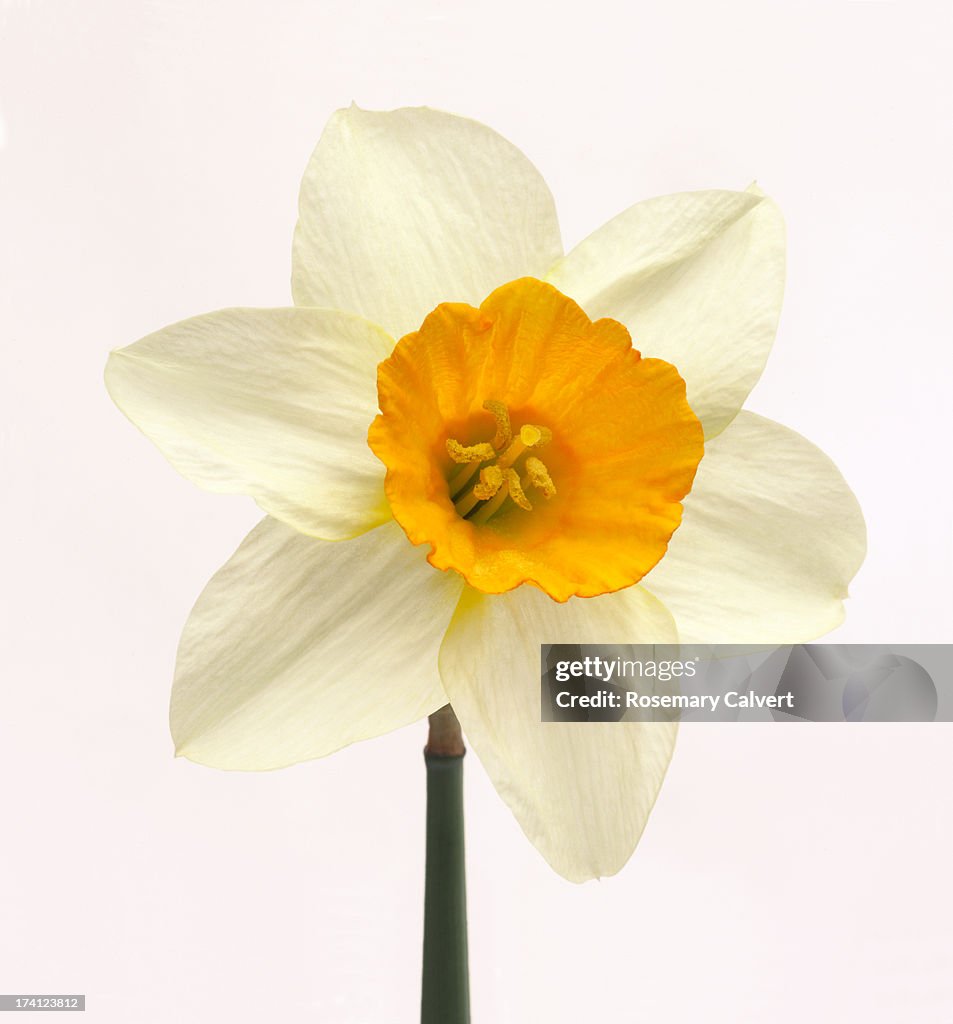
[554,690,796,711]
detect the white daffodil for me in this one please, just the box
[105,105,865,883]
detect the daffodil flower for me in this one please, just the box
[105,106,865,882]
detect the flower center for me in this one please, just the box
[367,277,704,602]
[447,401,556,524]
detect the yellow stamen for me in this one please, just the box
[482,399,512,451]
[504,468,533,511]
[454,466,504,518]
[446,401,555,524]
[469,478,511,525]
[497,424,552,469]
[522,424,551,446]
[524,457,556,499]
[473,464,504,500]
[446,439,496,464]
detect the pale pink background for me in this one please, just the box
[1,1,951,1021]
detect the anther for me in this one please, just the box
[482,400,512,451]
[497,424,552,469]
[454,466,504,518]
[519,424,552,447]
[505,469,533,511]
[524,457,556,499]
[473,465,504,500]
[446,439,496,464]
[468,479,510,525]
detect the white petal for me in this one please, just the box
[439,584,678,882]
[292,105,563,340]
[547,187,785,438]
[172,519,463,770]
[643,412,866,643]
[105,307,393,539]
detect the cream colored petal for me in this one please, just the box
[439,584,678,883]
[172,519,463,770]
[643,412,866,643]
[547,187,785,438]
[105,307,393,539]
[292,105,562,340]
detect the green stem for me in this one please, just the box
[421,706,470,1024]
